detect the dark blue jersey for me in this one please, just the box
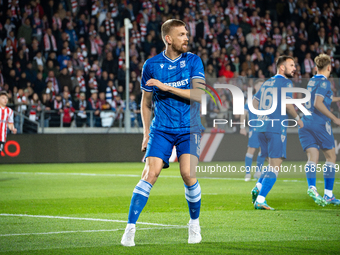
[141,51,205,134]
[303,74,333,124]
[254,74,293,134]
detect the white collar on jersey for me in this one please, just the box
[162,51,183,63]
[315,74,327,79]
[274,74,287,79]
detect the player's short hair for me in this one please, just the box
[314,54,331,70]
[161,19,187,44]
[0,91,8,98]
[276,55,295,70]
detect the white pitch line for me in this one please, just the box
[0,226,187,237]
[0,172,339,184]
[0,172,180,178]
[0,214,184,227]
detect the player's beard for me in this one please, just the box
[171,42,188,54]
[284,70,294,78]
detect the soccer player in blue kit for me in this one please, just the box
[251,56,304,210]
[298,54,340,206]
[121,19,206,246]
[240,79,266,181]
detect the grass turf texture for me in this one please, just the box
[0,162,339,254]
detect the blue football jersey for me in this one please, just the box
[303,74,333,124]
[141,51,205,134]
[254,74,293,133]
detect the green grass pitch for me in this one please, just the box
[0,162,339,254]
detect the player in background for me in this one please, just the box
[298,54,340,206]
[0,91,17,153]
[251,56,303,210]
[240,79,266,181]
[121,19,205,246]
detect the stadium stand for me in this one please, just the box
[0,0,340,132]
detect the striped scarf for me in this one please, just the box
[110,2,118,18]
[77,75,86,92]
[131,29,141,44]
[89,77,98,90]
[46,77,59,96]
[52,17,62,30]
[118,56,124,69]
[71,0,78,13]
[5,46,13,59]
[140,22,147,41]
[105,18,115,36]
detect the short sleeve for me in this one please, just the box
[315,80,330,98]
[254,88,261,101]
[141,60,153,92]
[190,54,205,81]
[8,109,13,123]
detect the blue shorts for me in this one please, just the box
[145,130,201,168]
[298,121,334,151]
[248,129,260,148]
[258,132,287,159]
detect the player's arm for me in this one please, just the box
[240,110,248,136]
[286,104,304,128]
[252,97,259,110]
[141,90,153,152]
[145,78,205,102]
[315,95,340,126]
[8,123,17,134]
[332,97,340,103]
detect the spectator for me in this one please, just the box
[87,91,101,127]
[58,67,73,93]
[17,18,33,46]
[75,92,87,127]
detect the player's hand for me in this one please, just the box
[141,136,149,152]
[297,119,304,128]
[12,128,17,134]
[146,79,169,92]
[240,128,247,136]
[333,118,340,126]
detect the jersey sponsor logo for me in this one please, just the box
[321,82,327,88]
[168,65,176,70]
[180,60,186,68]
[160,64,164,69]
[164,78,189,88]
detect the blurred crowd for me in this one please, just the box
[0,0,340,131]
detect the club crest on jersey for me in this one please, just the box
[168,65,176,70]
[180,60,186,68]
[160,64,164,69]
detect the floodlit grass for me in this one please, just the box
[0,162,339,254]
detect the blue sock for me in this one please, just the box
[127,180,153,224]
[324,162,335,192]
[256,152,266,173]
[257,165,269,184]
[245,153,253,174]
[185,181,201,220]
[258,171,277,198]
[305,161,316,188]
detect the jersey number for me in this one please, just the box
[259,87,274,110]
